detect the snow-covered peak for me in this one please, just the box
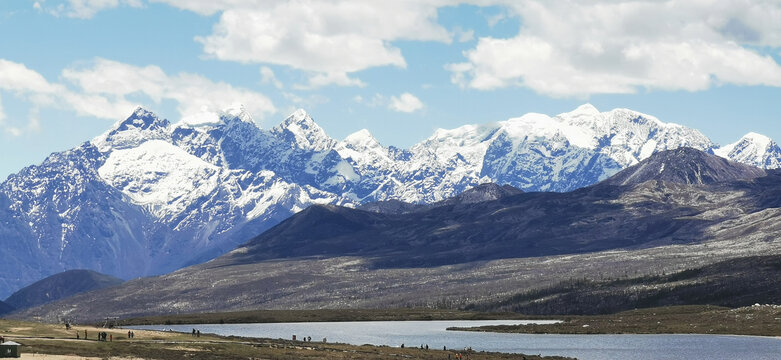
[562,103,600,118]
[715,132,781,169]
[222,103,256,125]
[342,129,381,150]
[131,106,156,119]
[743,132,772,148]
[272,109,336,151]
[501,113,597,149]
[112,106,167,132]
[92,107,171,152]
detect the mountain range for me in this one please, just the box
[12,148,781,321]
[1,104,780,298]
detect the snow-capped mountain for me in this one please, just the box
[714,132,781,169]
[0,103,777,297]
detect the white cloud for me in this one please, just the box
[452,27,475,43]
[448,0,781,97]
[294,72,366,90]
[0,59,62,94]
[283,91,329,108]
[193,1,452,86]
[62,58,276,119]
[36,0,143,18]
[0,94,5,123]
[389,92,424,113]
[0,58,276,134]
[37,1,455,87]
[260,66,283,89]
[35,0,781,97]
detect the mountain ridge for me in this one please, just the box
[13,147,781,321]
[0,104,779,297]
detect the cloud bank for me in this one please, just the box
[0,58,275,135]
[30,0,781,97]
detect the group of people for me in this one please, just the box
[191,329,201,337]
[399,343,472,359]
[74,329,134,341]
[96,332,112,341]
[294,335,325,343]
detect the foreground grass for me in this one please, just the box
[0,318,571,360]
[122,308,543,326]
[449,305,781,336]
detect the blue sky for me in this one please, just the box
[1,0,781,180]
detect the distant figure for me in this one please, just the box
[322,338,327,343]
[84,330,88,340]
[128,330,132,339]
[131,331,135,339]
[425,344,428,350]
[192,328,196,337]
[109,334,113,342]
[400,344,404,348]
[196,330,200,337]
[444,346,447,351]
[76,332,79,339]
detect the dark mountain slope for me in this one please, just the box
[0,300,13,316]
[605,147,766,186]
[5,269,123,310]
[228,153,744,269]
[466,255,781,315]
[222,148,780,269]
[13,148,781,322]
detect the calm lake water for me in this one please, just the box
[132,320,781,360]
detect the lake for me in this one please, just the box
[132,320,781,360]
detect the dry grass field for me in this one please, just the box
[0,318,572,360]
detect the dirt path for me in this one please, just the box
[20,354,145,360]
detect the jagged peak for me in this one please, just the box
[221,103,256,125]
[117,106,167,130]
[91,107,170,152]
[279,108,317,128]
[273,109,336,151]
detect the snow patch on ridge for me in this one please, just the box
[98,140,220,219]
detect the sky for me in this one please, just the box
[1,0,781,180]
